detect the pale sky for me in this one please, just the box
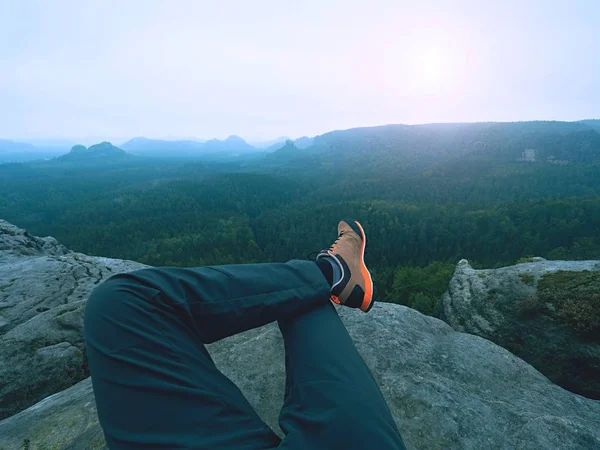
[1,0,599,142]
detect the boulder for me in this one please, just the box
[0,220,146,419]
[1,303,599,449]
[438,258,600,399]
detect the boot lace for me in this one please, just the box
[307,231,344,260]
[328,230,344,252]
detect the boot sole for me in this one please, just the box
[353,221,374,312]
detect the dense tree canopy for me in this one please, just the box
[1,122,599,314]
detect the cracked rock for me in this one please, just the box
[1,221,600,450]
[438,258,600,399]
[0,220,147,420]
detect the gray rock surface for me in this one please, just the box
[0,379,106,450]
[0,220,68,258]
[438,258,600,399]
[1,303,599,450]
[0,222,599,450]
[0,220,146,420]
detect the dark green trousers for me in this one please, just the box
[84,260,406,450]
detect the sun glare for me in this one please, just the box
[422,49,444,78]
[417,46,448,91]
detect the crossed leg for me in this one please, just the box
[84,261,405,449]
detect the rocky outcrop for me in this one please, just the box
[0,379,106,450]
[58,142,129,161]
[1,303,600,450]
[0,220,68,258]
[438,258,600,399]
[1,222,599,449]
[0,220,146,419]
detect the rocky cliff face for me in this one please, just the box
[0,222,599,450]
[438,258,600,399]
[0,220,146,420]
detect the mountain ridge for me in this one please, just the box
[265,120,600,171]
[55,142,130,163]
[3,119,600,164]
[120,135,261,158]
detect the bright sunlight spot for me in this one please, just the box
[412,44,453,95]
[420,48,446,82]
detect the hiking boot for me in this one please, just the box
[317,219,375,312]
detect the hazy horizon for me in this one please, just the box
[5,118,600,149]
[1,0,599,142]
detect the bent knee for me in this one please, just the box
[84,272,163,353]
[87,270,160,306]
[84,272,161,333]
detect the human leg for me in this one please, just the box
[84,260,330,449]
[277,302,406,450]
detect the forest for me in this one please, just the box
[1,121,599,315]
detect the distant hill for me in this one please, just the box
[121,135,259,159]
[267,121,600,173]
[57,142,129,162]
[266,136,314,152]
[579,119,600,133]
[4,119,600,166]
[0,140,37,154]
[294,136,314,149]
[0,140,65,163]
[21,139,77,149]
[121,137,204,156]
[203,135,257,154]
[266,140,298,160]
[251,136,290,149]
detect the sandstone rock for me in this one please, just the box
[0,317,8,332]
[0,221,146,420]
[1,222,599,449]
[0,379,106,450]
[438,258,600,399]
[36,342,82,360]
[0,220,68,258]
[1,303,599,450]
